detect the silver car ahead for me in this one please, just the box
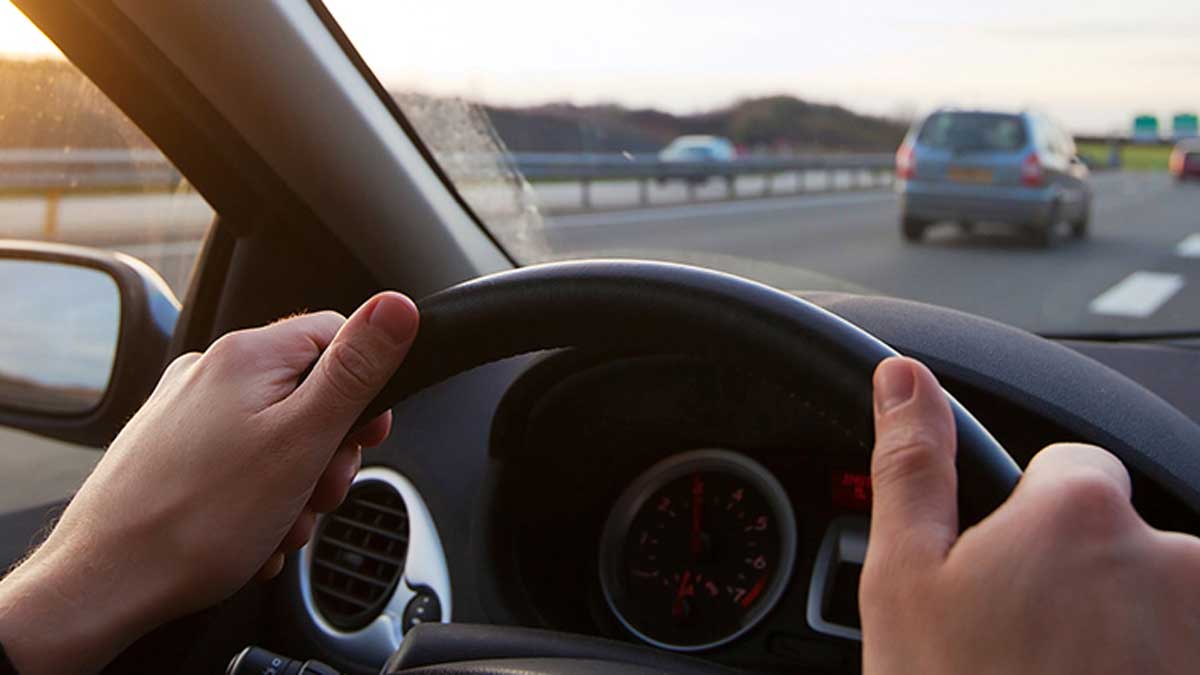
[896,109,1091,247]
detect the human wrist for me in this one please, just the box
[0,528,173,675]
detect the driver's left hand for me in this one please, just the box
[0,292,419,675]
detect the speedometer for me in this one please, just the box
[598,449,797,651]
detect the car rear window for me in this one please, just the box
[917,112,1028,152]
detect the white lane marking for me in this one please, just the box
[545,192,894,229]
[1088,271,1184,318]
[1176,234,1200,258]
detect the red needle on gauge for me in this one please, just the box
[672,569,692,618]
[690,473,704,557]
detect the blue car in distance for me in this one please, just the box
[896,109,1091,246]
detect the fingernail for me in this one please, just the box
[347,445,363,481]
[875,358,916,414]
[367,293,419,344]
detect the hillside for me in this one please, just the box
[476,96,907,154]
[0,58,905,154]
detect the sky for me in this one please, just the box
[3,1,1198,135]
[323,0,1200,135]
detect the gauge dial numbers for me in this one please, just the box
[599,449,798,651]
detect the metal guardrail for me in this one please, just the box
[508,152,895,178]
[0,149,181,193]
[504,152,896,209]
[0,148,895,224]
[0,149,184,238]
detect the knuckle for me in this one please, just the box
[872,433,941,488]
[321,340,380,402]
[206,331,255,364]
[161,352,201,379]
[1045,470,1131,536]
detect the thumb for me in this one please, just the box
[288,292,419,441]
[867,357,959,568]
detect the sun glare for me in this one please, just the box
[0,2,62,59]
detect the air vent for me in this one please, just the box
[310,480,410,630]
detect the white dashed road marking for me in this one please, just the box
[1176,234,1200,258]
[1088,271,1185,318]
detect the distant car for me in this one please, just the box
[1169,139,1200,181]
[895,109,1092,246]
[657,135,736,185]
[658,135,737,163]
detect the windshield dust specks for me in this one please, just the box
[393,93,550,260]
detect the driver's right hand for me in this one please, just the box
[862,356,1200,675]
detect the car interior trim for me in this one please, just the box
[299,466,453,667]
[806,516,868,641]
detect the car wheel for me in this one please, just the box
[901,216,926,242]
[1027,223,1052,248]
[1070,202,1090,239]
[1031,201,1061,247]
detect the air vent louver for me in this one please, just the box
[310,480,410,630]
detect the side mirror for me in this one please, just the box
[0,240,179,447]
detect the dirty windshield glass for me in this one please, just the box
[324,0,1200,338]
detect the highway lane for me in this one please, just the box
[0,171,1191,336]
[540,172,1200,336]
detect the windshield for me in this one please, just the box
[324,1,1200,338]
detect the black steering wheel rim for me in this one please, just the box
[363,259,1020,521]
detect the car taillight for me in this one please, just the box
[896,143,916,179]
[1020,152,1044,187]
[1169,149,1184,175]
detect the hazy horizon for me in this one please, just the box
[5,1,1199,135]
[323,0,1200,137]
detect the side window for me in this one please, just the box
[0,4,214,296]
[0,3,213,515]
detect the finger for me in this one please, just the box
[202,310,347,398]
[278,509,318,553]
[868,357,959,566]
[258,310,347,373]
[1014,443,1135,537]
[287,292,418,449]
[1020,443,1132,501]
[255,552,286,582]
[346,411,392,448]
[309,443,362,514]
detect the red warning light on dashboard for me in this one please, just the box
[830,470,872,511]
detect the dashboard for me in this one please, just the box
[275,293,1200,675]
[489,353,877,673]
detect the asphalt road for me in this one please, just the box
[540,171,1200,337]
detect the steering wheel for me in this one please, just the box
[360,259,1021,674]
